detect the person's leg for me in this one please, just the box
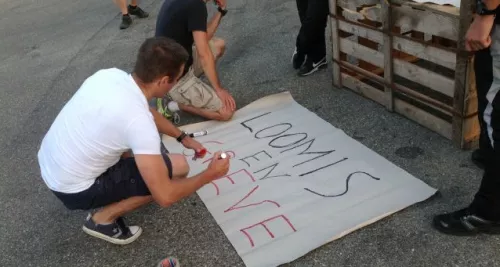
[113,0,133,30]
[293,0,308,69]
[472,47,494,169]
[92,196,152,224]
[433,26,500,236]
[298,0,329,76]
[168,154,190,179]
[84,153,180,244]
[167,39,234,121]
[192,38,225,77]
[114,0,128,14]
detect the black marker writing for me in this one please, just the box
[280,138,336,168]
[299,157,348,177]
[269,133,308,149]
[241,112,271,133]
[304,171,381,197]
[240,150,272,167]
[255,123,292,139]
[254,162,291,180]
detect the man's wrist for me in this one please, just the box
[201,169,216,183]
[217,5,228,16]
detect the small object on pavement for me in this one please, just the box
[157,257,180,267]
[192,148,207,161]
[188,130,208,138]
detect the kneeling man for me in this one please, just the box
[37,37,230,245]
[155,0,236,121]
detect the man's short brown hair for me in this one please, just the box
[133,37,189,83]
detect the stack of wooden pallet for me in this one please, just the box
[329,0,478,149]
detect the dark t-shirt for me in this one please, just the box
[155,0,208,75]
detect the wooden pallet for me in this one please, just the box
[329,0,479,149]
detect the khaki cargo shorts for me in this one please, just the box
[168,40,222,112]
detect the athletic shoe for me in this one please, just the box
[82,213,142,245]
[128,5,149,18]
[292,47,306,69]
[120,14,133,30]
[298,57,327,76]
[157,96,181,124]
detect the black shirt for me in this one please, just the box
[155,0,208,75]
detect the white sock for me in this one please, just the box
[167,101,180,112]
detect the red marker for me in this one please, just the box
[192,148,207,161]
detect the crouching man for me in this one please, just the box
[37,37,230,245]
[155,0,236,121]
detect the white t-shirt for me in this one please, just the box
[37,68,161,194]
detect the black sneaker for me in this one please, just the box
[120,14,133,30]
[471,148,490,169]
[292,47,306,69]
[128,5,149,18]
[82,213,142,245]
[298,57,327,76]
[433,208,500,236]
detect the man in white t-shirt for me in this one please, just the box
[37,37,230,245]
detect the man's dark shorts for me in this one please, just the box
[52,150,173,211]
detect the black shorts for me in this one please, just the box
[52,153,173,211]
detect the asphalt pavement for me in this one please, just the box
[1,0,499,266]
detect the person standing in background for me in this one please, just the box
[292,0,329,76]
[113,0,149,30]
[471,47,494,170]
[433,0,500,235]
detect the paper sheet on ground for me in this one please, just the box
[162,92,437,267]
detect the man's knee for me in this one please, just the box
[168,154,190,178]
[212,38,226,58]
[217,108,234,121]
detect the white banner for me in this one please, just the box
[162,92,437,267]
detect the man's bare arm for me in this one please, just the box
[150,107,182,138]
[207,11,222,40]
[135,152,228,207]
[193,30,222,91]
[483,0,500,9]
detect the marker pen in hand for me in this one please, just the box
[218,152,227,159]
[192,148,207,161]
[188,130,208,138]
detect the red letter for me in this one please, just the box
[240,215,297,247]
[183,140,222,157]
[211,169,256,196]
[202,151,236,164]
[224,185,280,213]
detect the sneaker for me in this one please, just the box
[82,213,142,245]
[157,257,181,267]
[433,208,500,236]
[120,14,133,30]
[157,96,181,124]
[471,148,491,169]
[298,57,327,76]
[292,47,306,69]
[128,5,149,18]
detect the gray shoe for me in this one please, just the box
[120,14,133,30]
[82,213,142,245]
